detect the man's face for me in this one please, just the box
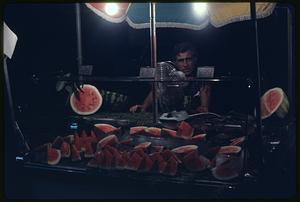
[175,51,196,76]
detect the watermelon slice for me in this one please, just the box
[134,142,152,150]
[171,145,198,154]
[177,121,194,139]
[94,123,119,134]
[129,126,147,135]
[261,87,289,119]
[71,144,81,161]
[211,153,244,181]
[218,146,241,154]
[145,127,161,137]
[70,84,102,115]
[60,141,71,158]
[96,135,119,150]
[161,128,178,138]
[47,148,61,165]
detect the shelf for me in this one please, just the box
[50,75,252,83]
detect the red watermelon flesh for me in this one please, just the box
[171,145,198,154]
[96,135,119,150]
[261,87,289,119]
[94,123,119,134]
[60,141,71,158]
[102,149,113,168]
[145,127,161,137]
[265,89,282,112]
[183,151,210,172]
[158,160,168,173]
[74,133,82,151]
[128,152,143,170]
[71,144,81,162]
[141,154,154,172]
[122,151,130,168]
[165,156,178,176]
[211,157,241,181]
[134,142,152,150]
[129,126,147,135]
[218,146,241,155]
[94,151,105,167]
[191,133,207,141]
[83,142,94,158]
[47,148,61,165]
[89,130,98,144]
[70,84,102,115]
[177,121,194,138]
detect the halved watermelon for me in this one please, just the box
[261,87,289,119]
[70,84,102,115]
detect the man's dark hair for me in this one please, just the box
[173,42,198,60]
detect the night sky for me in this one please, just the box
[4,3,293,116]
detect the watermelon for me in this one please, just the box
[129,126,147,135]
[96,135,119,150]
[60,141,71,158]
[191,133,207,141]
[71,144,81,161]
[261,87,289,119]
[134,142,152,150]
[211,153,243,181]
[70,84,102,115]
[177,121,194,139]
[171,145,198,154]
[218,146,241,155]
[145,127,161,137]
[47,148,61,165]
[94,123,119,134]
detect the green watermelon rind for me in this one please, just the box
[70,84,103,115]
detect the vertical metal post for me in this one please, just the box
[150,2,158,123]
[250,0,263,176]
[4,56,30,154]
[287,7,294,120]
[76,3,83,69]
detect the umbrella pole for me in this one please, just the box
[150,2,158,123]
[4,56,30,154]
[75,3,83,70]
[250,1,263,179]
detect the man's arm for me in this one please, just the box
[129,90,153,112]
[140,90,154,111]
[196,84,211,113]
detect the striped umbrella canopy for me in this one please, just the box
[85,2,276,30]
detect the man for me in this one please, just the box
[129,42,211,114]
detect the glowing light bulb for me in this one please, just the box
[105,3,119,16]
[193,3,208,17]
